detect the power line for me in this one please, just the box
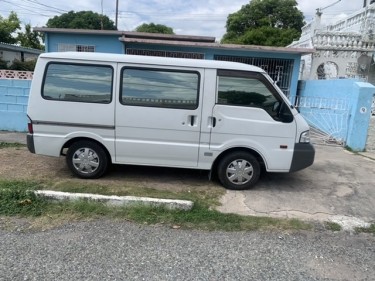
[20,0,68,13]
[1,0,54,17]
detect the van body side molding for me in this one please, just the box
[33,120,115,130]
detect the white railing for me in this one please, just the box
[312,32,375,50]
[301,22,313,37]
[327,7,369,32]
[0,69,33,80]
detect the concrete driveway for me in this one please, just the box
[218,144,375,229]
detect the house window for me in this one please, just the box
[58,44,95,52]
[76,45,95,52]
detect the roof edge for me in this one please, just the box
[33,27,215,42]
[121,37,315,55]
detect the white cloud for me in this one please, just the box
[0,0,366,40]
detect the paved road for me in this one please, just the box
[219,144,375,229]
[0,220,374,281]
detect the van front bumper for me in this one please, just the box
[289,143,315,172]
[27,134,35,154]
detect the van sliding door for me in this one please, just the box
[115,65,203,167]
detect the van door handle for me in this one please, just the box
[188,115,197,126]
[208,116,216,128]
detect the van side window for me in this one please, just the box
[217,70,292,122]
[42,63,113,103]
[121,68,199,110]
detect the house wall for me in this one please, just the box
[125,43,302,98]
[44,34,302,97]
[45,33,124,54]
[290,4,375,81]
[0,79,30,131]
[297,79,374,151]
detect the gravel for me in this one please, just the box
[0,219,374,281]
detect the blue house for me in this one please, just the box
[34,27,313,99]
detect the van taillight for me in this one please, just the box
[28,121,33,134]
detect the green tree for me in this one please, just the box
[0,12,21,44]
[222,0,304,47]
[17,24,43,50]
[135,23,174,34]
[47,11,116,30]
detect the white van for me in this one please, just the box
[27,52,314,190]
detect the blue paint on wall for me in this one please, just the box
[347,82,374,151]
[0,79,30,132]
[46,33,124,54]
[297,79,374,151]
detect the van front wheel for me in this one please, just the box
[66,141,108,179]
[217,152,260,190]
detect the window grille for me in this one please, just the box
[58,44,95,52]
[126,48,204,59]
[214,55,294,97]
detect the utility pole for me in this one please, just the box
[115,0,119,29]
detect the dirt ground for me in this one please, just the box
[0,146,220,193]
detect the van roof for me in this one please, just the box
[39,52,266,73]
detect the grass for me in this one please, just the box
[356,224,375,235]
[0,180,47,216]
[0,180,312,232]
[0,142,25,149]
[325,221,342,232]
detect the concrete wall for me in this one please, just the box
[296,79,374,151]
[0,79,30,132]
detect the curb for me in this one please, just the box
[34,190,194,211]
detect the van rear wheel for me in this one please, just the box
[66,140,108,179]
[217,152,260,190]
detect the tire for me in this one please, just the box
[217,151,260,190]
[66,140,109,179]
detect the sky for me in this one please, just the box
[0,0,365,40]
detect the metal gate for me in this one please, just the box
[214,55,294,97]
[295,96,351,146]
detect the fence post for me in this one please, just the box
[346,82,375,151]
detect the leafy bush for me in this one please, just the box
[9,59,36,71]
[0,58,8,69]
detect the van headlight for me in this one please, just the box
[300,131,310,143]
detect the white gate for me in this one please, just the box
[296,96,351,146]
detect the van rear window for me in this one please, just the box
[121,68,199,109]
[42,63,113,103]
